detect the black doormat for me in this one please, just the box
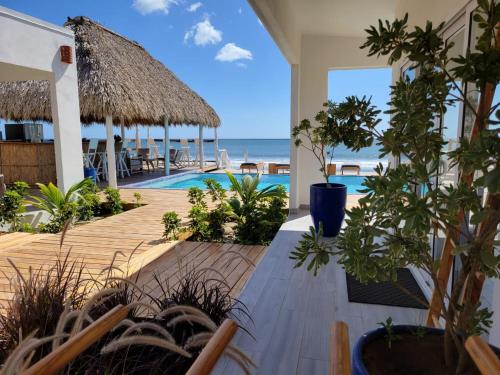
[346,268,427,309]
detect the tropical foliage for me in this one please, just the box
[162,211,182,240]
[102,187,123,215]
[27,179,94,233]
[291,1,500,372]
[292,98,378,183]
[0,181,29,232]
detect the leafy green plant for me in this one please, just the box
[226,172,287,245]
[378,317,401,349]
[27,179,93,233]
[204,178,233,242]
[162,211,182,240]
[133,192,143,207]
[103,187,123,215]
[0,181,29,231]
[289,224,336,275]
[291,2,500,372]
[77,181,101,221]
[187,187,210,241]
[292,98,378,183]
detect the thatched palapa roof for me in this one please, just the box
[0,16,220,127]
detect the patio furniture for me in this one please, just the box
[137,148,155,172]
[269,163,290,174]
[341,164,360,175]
[218,149,230,168]
[240,162,264,174]
[115,141,130,179]
[147,138,165,169]
[170,149,184,169]
[179,139,192,166]
[327,163,337,176]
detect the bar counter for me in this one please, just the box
[0,141,56,185]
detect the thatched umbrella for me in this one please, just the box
[0,16,220,186]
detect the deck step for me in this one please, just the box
[0,232,46,250]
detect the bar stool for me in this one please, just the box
[179,139,192,167]
[115,141,130,179]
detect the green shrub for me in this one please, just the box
[78,182,101,221]
[0,181,29,231]
[162,211,182,240]
[227,172,287,245]
[187,187,210,241]
[103,187,123,215]
[27,179,92,233]
[204,179,233,242]
[133,192,143,207]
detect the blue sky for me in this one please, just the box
[0,0,391,139]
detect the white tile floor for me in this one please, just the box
[213,212,427,375]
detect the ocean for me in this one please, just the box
[134,138,388,172]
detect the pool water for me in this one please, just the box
[131,173,367,194]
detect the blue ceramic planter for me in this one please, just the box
[352,325,447,375]
[83,167,97,183]
[309,183,347,237]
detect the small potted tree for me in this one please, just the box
[291,1,500,373]
[292,99,378,236]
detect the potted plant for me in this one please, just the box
[291,1,500,373]
[292,99,377,236]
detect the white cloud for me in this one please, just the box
[236,62,247,68]
[184,18,222,46]
[133,0,177,15]
[238,7,242,15]
[187,2,203,12]
[215,43,253,62]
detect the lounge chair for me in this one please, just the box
[341,164,360,175]
[269,163,290,174]
[169,149,185,169]
[240,162,264,174]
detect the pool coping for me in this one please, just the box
[121,170,199,188]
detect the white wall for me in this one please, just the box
[0,6,83,192]
[292,35,385,207]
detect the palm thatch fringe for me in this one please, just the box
[0,16,220,128]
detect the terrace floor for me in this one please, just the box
[213,212,427,375]
[0,189,263,307]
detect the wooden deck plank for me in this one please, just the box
[0,189,267,309]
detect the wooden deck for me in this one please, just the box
[0,189,265,308]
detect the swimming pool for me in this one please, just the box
[128,173,367,194]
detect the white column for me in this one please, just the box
[135,125,140,153]
[105,115,117,188]
[297,43,329,207]
[164,117,170,176]
[199,125,204,170]
[49,49,84,192]
[289,64,300,210]
[214,127,219,167]
[120,122,125,141]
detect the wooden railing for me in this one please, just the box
[186,319,238,375]
[21,307,237,375]
[330,321,351,375]
[465,336,500,375]
[23,305,129,375]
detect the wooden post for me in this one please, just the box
[214,127,219,167]
[185,319,237,375]
[105,115,117,188]
[465,336,500,375]
[330,321,351,375]
[22,305,129,375]
[164,117,170,176]
[198,125,204,170]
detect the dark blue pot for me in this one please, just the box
[309,183,347,237]
[353,325,448,375]
[83,167,97,183]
